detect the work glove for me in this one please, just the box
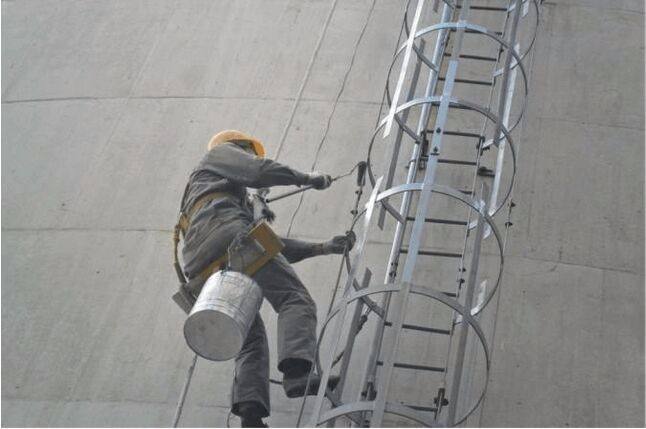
[323,231,356,255]
[306,172,333,190]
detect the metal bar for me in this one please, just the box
[461,28,504,36]
[443,52,498,62]
[440,130,484,139]
[308,178,383,426]
[407,404,439,413]
[384,321,451,335]
[405,216,468,226]
[489,43,519,216]
[437,158,478,166]
[356,3,455,418]
[456,5,508,11]
[492,0,522,155]
[326,269,372,428]
[447,183,490,425]
[376,360,446,372]
[383,0,425,137]
[378,38,426,229]
[399,247,463,258]
[370,3,470,420]
[336,269,372,395]
[437,76,493,86]
[445,0,517,333]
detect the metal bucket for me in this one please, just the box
[183,270,263,361]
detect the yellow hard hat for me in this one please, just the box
[207,130,266,157]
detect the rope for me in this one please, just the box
[172,353,198,427]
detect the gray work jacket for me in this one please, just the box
[181,142,310,278]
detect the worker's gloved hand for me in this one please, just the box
[306,172,333,190]
[323,231,356,254]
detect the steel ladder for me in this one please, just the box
[301,0,541,427]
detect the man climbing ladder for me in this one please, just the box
[175,130,353,427]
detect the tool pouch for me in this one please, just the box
[172,221,284,314]
[229,221,284,275]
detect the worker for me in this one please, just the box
[179,130,355,427]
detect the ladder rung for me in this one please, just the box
[468,28,504,36]
[377,361,445,373]
[438,77,493,87]
[405,404,438,413]
[405,216,467,226]
[384,321,451,335]
[437,130,484,139]
[450,104,475,111]
[450,28,503,36]
[438,158,478,166]
[456,4,508,11]
[443,52,498,62]
[400,247,463,258]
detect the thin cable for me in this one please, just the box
[285,0,377,237]
[274,0,341,161]
[295,153,367,427]
[294,1,406,425]
[172,353,198,427]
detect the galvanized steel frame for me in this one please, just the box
[304,0,540,426]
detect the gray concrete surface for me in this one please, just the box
[2,0,644,427]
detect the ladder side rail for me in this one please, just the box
[435,3,516,421]
[377,38,427,229]
[308,178,384,426]
[356,2,455,418]
[446,183,490,425]
[369,4,473,420]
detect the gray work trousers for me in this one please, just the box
[231,254,317,418]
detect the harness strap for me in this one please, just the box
[172,191,283,313]
[173,191,233,284]
[177,191,233,236]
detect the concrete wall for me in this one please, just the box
[480,1,645,426]
[2,0,643,427]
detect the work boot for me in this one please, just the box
[282,373,341,398]
[236,401,268,428]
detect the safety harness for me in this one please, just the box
[172,191,231,283]
[172,189,284,313]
